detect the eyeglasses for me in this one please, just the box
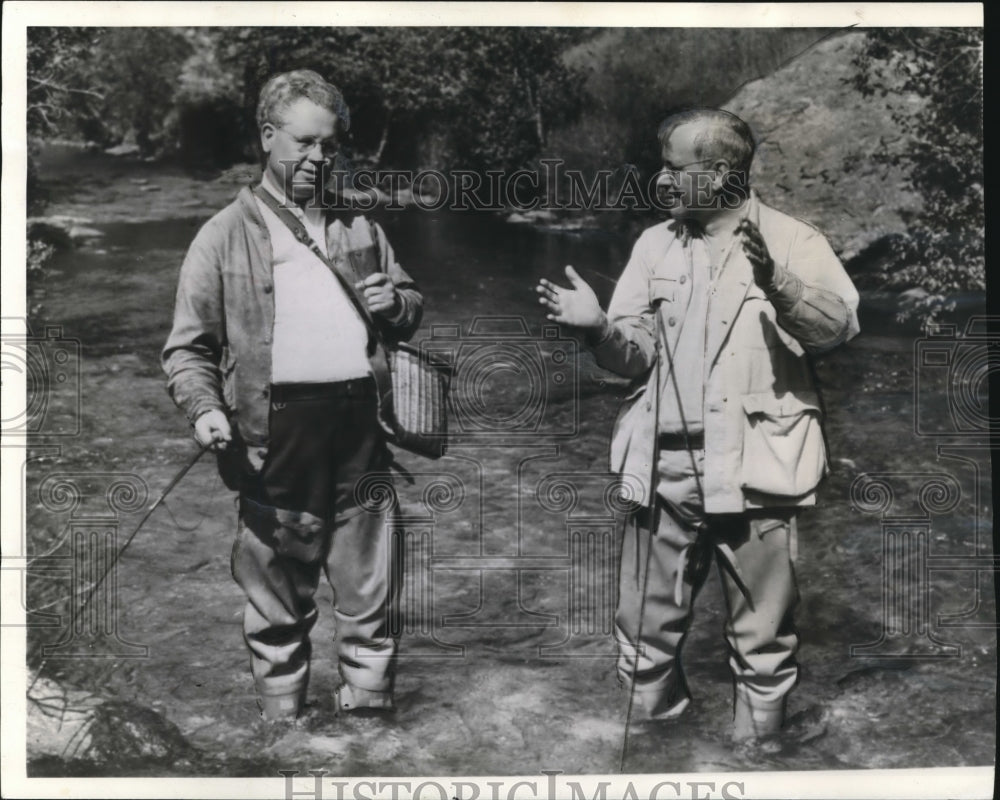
[278,126,341,157]
[660,158,715,176]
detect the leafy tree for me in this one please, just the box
[851,28,984,315]
[216,27,586,173]
[88,28,194,152]
[166,29,244,166]
[434,28,588,174]
[216,27,452,166]
[28,28,193,153]
[27,29,102,212]
[27,28,104,141]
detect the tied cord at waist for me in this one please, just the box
[658,431,704,451]
[672,536,752,610]
[270,376,375,403]
[633,510,753,610]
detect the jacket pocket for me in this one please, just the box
[740,391,827,497]
[650,276,677,304]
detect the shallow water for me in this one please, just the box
[24,152,996,779]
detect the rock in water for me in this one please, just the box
[69,226,105,243]
[26,220,74,250]
[27,672,194,771]
[86,701,194,763]
[105,143,140,157]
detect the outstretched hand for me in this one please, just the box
[535,266,605,330]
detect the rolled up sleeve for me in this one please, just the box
[591,233,659,378]
[373,221,423,342]
[767,226,860,353]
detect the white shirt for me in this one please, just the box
[256,173,372,384]
[656,217,743,435]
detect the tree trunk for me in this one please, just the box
[534,93,545,148]
[520,71,545,148]
[373,108,393,168]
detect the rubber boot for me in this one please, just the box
[732,694,785,740]
[336,683,395,714]
[258,690,304,721]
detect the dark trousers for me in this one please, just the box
[230,378,399,712]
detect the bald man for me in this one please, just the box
[537,108,859,739]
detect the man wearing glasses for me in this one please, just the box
[163,70,422,721]
[537,109,859,739]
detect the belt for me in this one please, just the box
[271,376,375,403]
[658,431,704,451]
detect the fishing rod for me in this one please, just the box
[30,442,210,686]
[618,296,707,772]
[579,267,620,287]
[619,299,665,773]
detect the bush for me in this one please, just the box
[851,29,984,320]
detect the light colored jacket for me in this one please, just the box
[592,192,859,513]
[162,186,423,486]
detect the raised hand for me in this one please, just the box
[536,266,604,330]
[738,220,776,292]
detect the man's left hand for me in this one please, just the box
[356,273,400,316]
[739,220,777,292]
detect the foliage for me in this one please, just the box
[164,30,245,166]
[27,239,55,275]
[215,27,587,173]
[435,28,588,173]
[26,240,55,318]
[215,27,450,165]
[89,29,194,152]
[27,29,99,208]
[27,28,192,151]
[850,28,984,313]
[27,29,103,140]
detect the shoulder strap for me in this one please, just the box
[251,184,382,340]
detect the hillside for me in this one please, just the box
[724,31,924,264]
[552,28,828,170]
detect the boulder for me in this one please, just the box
[69,226,105,243]
[27,220,73,250]
[104,143,141,157]
[27,671,194,769]
[724,31,924,261]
